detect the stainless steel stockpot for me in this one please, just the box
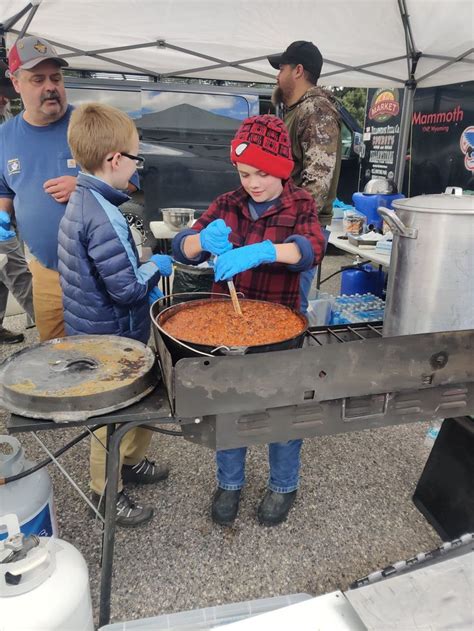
[379,188,474,336]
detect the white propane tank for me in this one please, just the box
[0,436,57,541]
[0,514,94,631]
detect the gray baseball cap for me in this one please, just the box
[8,36,68,75]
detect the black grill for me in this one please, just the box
[152,324,474,451]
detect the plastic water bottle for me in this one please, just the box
[424,419,443,448]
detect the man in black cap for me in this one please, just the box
[0,60,16,123]
[268,41,341,310]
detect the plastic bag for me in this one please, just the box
[343,209,366,236]
[172,262,214,294]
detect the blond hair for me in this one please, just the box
[67,103,138,172]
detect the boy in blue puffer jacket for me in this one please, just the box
[58,103,173,527]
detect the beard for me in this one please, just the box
[272,85,285,107]
[272,83,295,108]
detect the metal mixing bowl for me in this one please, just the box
[161,208,195,231]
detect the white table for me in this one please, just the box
[328,222,391,268]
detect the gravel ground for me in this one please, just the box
[0,250,440,628]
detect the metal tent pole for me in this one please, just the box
[394,81,415,192]
[0,2,35,33]
[322,57,404,85]
[16,2,39,39]
[394,0,420,193]
[417,47,474,84]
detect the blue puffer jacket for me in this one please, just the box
[58,173,160,343]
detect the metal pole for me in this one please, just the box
[16,3,39,40]
[394,0,420,194]
[98,421,121,627]
[394,82,415,192]
[1,3,35,33]
[98,419,152,628]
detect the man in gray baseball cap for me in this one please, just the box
[0,34,76,344]
[0,37,70,345]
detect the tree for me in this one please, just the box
[332,87,367,128]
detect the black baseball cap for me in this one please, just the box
[267,41,323,79]
[0,61,17,99]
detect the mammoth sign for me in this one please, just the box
[409,81,474,196]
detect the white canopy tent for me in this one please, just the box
[1,0,473,186]
[1,0,472,86]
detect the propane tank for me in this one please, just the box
[0,514,94,631]
[0,436,57,541]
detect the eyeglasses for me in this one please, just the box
[107,152,145,169]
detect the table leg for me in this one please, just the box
[98,419,151,627]
[316,263,322,290]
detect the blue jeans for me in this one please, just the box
[216,439,303,493]
[299,228,330,314]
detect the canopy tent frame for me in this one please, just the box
[2,1,472,84]
[1,0,473,191]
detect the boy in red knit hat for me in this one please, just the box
[172,114,325,527]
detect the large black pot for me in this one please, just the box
[151,292,308,362]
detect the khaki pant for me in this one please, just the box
[90,426,153,494]
[28,258,65,341]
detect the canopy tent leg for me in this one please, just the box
[394,82,415,192]
[394,0,420,193]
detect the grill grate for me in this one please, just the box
[306,322,383,346]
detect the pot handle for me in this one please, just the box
[377,207,418,239]
[211,345,249,356]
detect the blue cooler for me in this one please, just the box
[352,192,404,231]
[340,264,385,297]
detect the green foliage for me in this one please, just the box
[332,87,367,128]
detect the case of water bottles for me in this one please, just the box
[329,293,385,325]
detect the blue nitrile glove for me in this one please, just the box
[199,219,233,255]
[0,211,15,241]
[150,254,173,277]
[214,240,276,281]
[148,286,164,305]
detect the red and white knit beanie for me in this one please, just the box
[230,115,294,179]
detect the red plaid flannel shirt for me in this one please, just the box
[192,179,325,309]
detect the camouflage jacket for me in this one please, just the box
[284,86,341,226]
